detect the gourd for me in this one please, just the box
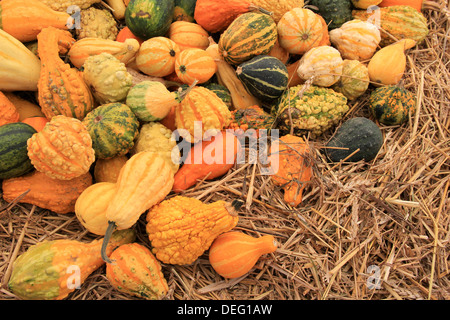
[126,80,195,122]
[0,92,20,126]
[227,105,275,138]
[131,122,180,174]
[274,85,349,137]
[106,0,127,20]
[331,59,370,100]
[37,0,102,11]
[100,151,174,263]
[379,0,424,12]
[21,117,49,132]
[367,39,416,85]
[174,86,233,143]
[0,123,37,180]
[325,117,383,162]
[37,27,95,120]
[351,0,382,8]
[83,53,133,104]
[218,12,277,66]
[286,60,304,88]
[116,26,144,44]
[204,83,232,109]
[268,38,290,65]
[27,115,96,180]
[0,0,70,42]
[296,46,344,87]
[175,48,217,85]
[193,0,272,34]
[352,5,429,46]
[205,38,261,110]
[172,131,241,192]
[308,0,353,30]
[75,182,117,235]
[94,155,128,183]
[135,37,180,77]
[173,0,197,22]
[0,29,41,92]
[329,19,381,61]
[369,85,416,125]
[236,55,288,103]
[168,21,210,51]
[2,171,93,214]
[106,243,169,300]
[76,7,118,40]
[277,8,326,55]
[2,93,45,120]
[125,0,175,40]
[209,231,277,278]
[269,134,313,207]
[8,229,135,300]
[146,196,241,265]
[82,103,140,159]
[68,38,140,69]
[250,0,305,23]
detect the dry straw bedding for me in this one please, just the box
[0,1,449,300]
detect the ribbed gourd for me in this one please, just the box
[218,12,278,65]
[82,103,140,159]
[236,55,289,103]
[37,27,95,120]
[174,48,217,85]
[175,86,233,143]
[135,37,180,77]
[82,53,133,104]
[27,115,96,180]
[8,229,135,300]
[167,21,210,51]
[146,196,241,265]
[274,85,349,137]
[106,243,169,300]
[331,59,370,100]
[100,151,174,263]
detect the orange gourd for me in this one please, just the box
[116,26,144,44]
[172,131,242,192]
[168,21,210,51]
[175,48,217,85]
[0,92,20,126]
[379,0,423,12]
[2,93,45,120]
[21,117,49,132]
[208,231,277,279]
[136,37,180,77]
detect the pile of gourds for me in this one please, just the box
[0,0,429,300]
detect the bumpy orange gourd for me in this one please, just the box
[209,231,277,278]
[8,229,135,300]
[146,196,241,265]
[37,27,95,120]
[26,115,96,180]
[175,86,232,142]
[269,134,313,207]
[106,243,169,300]
[75,182,117,235]
[101,151,174,263]
[168,21,210,51]
[0,92,20,126]
[172,130,242,192]
[175,48,217,85]
[368,38,416,85]
[2,170,93,214]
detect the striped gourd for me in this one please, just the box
[352,5,429,46]
[136,37,180,77]
[175,86,233,142]
[0,122,37,180]
[82,103,140,159]
[175,48,217,85]
[106,243,169,300]
[218,12,277,65]
[68,38,140,69]
[332,59,370,100]
[236,55,288,103]
[168,20,210,51]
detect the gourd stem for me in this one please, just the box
[177,79,199,101]
[101,221,117,264]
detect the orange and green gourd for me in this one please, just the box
[227,105,275,138]
[135,37,180,77]
[8,229,136,300]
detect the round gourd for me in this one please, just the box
[325,117,383,162]
[0,122,37,180]
[167,21,209,51]
[331,59,369,100]
[136,37,180,77]
[277,8,325,55]
[125,0,174,40]
[236,55,288,103]
[308,0,353,30]
[174,48,216,85]
[218,12,277,65]
[94,155,128,183]
[82,103,139,159]
[369,85,416,125]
